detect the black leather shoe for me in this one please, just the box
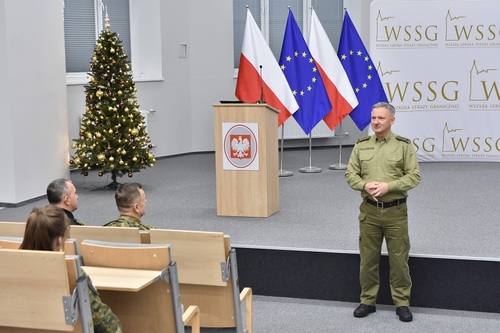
[353,304,376,318]
[396,306,413,322]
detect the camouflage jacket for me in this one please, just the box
[82,270,122,333]
[103,215,153,230]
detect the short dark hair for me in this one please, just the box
[115,183,143,210]
[46,178,70,204]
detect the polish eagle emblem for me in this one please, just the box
[231,135,251,159]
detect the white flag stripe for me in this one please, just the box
[241,10,299,114]
[308,9,358,110]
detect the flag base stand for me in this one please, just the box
[279,169,294,177]
[299,166,322,173]
[329,163,347,170]
[300,133,322,173]
[329,122,349,171]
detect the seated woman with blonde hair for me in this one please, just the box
[20,205,123,333]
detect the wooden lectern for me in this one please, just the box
[214,103,279,217]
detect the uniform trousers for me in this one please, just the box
[358,200,411,307]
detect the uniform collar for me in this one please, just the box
[374,131,394,143]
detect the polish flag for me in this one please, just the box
[235,9,299,126]
[308,9,358,130]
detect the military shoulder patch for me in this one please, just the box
[357,136,370,143]
[396,135,411,144]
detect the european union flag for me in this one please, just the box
[279,10,332,135]
[338,11,388,131]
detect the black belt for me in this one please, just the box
[366,198,406,209]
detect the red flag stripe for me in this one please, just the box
[315,62,354,130]
[237,55,292,125]
[235,9,298,127]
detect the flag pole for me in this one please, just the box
[329,121,348,170]
[299,132,322,173]
[330,6,349,171]
[279,124,293,177]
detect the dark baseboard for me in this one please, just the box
[234,246,500,313]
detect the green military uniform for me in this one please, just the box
[103,215,153,230]
[345,131,421,307]
[81,270,123,333]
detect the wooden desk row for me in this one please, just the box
[0,222,252,333]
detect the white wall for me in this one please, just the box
[0,0,69,205]
[0,1,14,202]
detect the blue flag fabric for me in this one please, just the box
[338,11,388,131]
[279,10,332,135]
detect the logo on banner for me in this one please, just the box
[413,122,500,160]
[371,1,500,162]
[444,9,500,46]
[469,60,499,103]
[222,123,259,170]
[374,9,438,47]
[441,122,500,154]
[374,7,500,48]
[378,61,460,108]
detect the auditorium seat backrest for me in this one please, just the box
[0,249,92,333]
[0,236,78,255]
[0,222,26,237]
[79,240,200,333]
[69,225,142,253]
[148,229,252,333]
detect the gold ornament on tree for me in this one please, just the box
[70,9,155,188]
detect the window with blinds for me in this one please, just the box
[63,0,131,73]
[233,0,343,68]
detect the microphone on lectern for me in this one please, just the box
[256,65,266,104]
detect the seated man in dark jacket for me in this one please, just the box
[47,178,85,226]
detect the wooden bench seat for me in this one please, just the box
[80,240,200,333]
[148,229,253,333]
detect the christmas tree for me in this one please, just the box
[70,14,155,188]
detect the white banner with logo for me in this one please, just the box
[222,123,259,170]
[371,0,500,162]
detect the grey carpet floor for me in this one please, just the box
[188,295,500,333]
[251,296,500,333]
[2,146,499,258]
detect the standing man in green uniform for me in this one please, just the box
[104,182,154,230]
[345,102,421,322]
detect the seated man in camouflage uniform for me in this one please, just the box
[104,182,153,230]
